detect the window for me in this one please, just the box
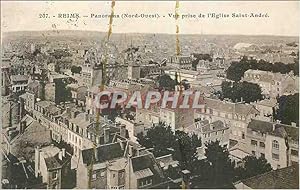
[272,153,279,160]
[272,140,279,150]
[291,149,298,156]
[52,171,58,180]
[261,153,265,158]
[251,140,257,146]
[259,142,265,148]
[215,132,218,136]
[92,173,97,180]
[252,151,256,156]
[140,178,153,187]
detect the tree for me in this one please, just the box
[71,66,82,75]
[226,56,296,81]
[181,79,190,90]
[235,156,272,180]
[54,79,72,104]
[204,141,235,187]
[292,52,299,76]
[272,62,291,74]
[221,81,263,103]
[226,56,251,81]
[157,74,176,90]
[137,122,176,157]
[137,122,201,171]
[275,93,299,126]
[173,131,201,171]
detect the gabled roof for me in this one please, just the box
[10,75,29,82]
[35,100,55,108]
[131,153,166,185]
[236,165,299,189]
[247,119,299,141]
[203,98,259,116]
[81,142,125,165]
[41,145,72,170]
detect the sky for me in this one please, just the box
[1,1,300,36]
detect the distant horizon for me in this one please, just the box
[3,29,299,38]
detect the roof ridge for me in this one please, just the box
[242,165,297,184]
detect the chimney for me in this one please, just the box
[120,125,127,138]
[104,115,108,121]
[20,121,26,134]
[94,148,99,162]
[128,144,133,156]
[66,107,70,115]
[181,170,191,189]
[62,148,66,157]
[104,128,110,144]
[35,146,40,178]
[273,123,276,131]
[291,122,297,127]
[71,110,78,119]
[58,151,63,160]
[89,116,94,123]
[209,123,214,131]
[137,147,145,156]
[118,140,125,150]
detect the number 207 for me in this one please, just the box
[39,13,49,18]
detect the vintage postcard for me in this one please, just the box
[1,0,299,189]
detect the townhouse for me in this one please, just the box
[195,98,259,145]
[77,138,169,189]
[245,119,298,169]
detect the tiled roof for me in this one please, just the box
[255,98,277,107]
[131,153,166,184]
[186,120,228,134]
[135,168,154,179]
[27,80,41,89]
[81,142,125,165]
[47,105,61,115]
[10,75,29,82]
[201,120,228,133]
[247,119,298,141]
[203,98,259,116]
[35,101,55,108]
[69,113,93,129]
[238,165,299,189]
[42,145,72,170]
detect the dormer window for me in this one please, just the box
[272,140,279,150]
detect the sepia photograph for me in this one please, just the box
[1,0,299,189]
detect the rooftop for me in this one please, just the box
[81,142,125,165]
[235,164,299,189]
[201,98,259,116]
[10,75,29,82]
[247,119,299,141]
[35,100,55,109]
